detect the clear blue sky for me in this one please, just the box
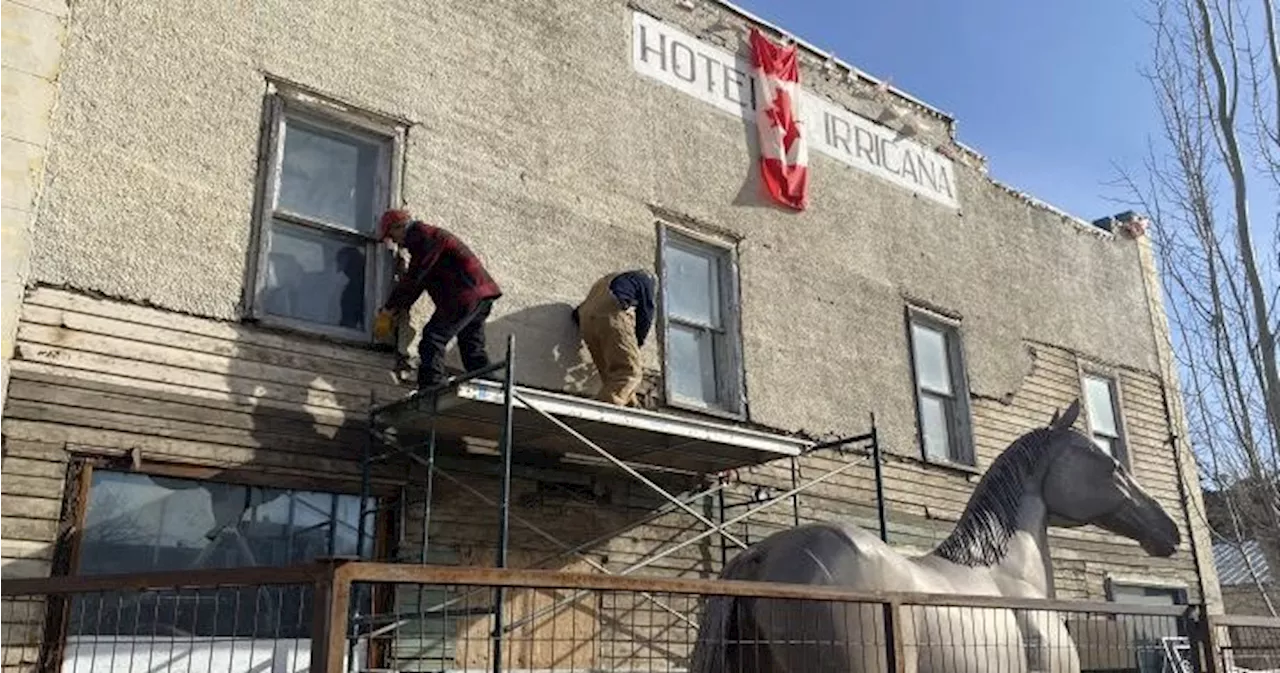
[733,0,1159,222]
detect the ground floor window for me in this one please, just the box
[1105,581,1190,673]
[1108,582,1187,606]
[68,470,375,640]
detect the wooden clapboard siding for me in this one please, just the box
[23,288,394,370]
[7,288,401,453]
[1,287,1202,622]
[451,551,601,671]
[0,287,1205,673]
[710,341,1201,602]
[14,290,403,418]
[1,288,406,590]
[0,440,69,582]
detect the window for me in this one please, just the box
[1108,583,1186,606]
[69,470,375,639]
[907,312,973,465]
[659,228,743,415]
[1082,373,1126,460]
[1107,581,1189,673]
[250,83,402,340]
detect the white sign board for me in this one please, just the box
[631,11,960,210]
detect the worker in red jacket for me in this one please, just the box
[375,209,502,391]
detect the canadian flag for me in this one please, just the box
[749,28,809,211]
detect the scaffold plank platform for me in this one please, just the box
[371,378,809,475]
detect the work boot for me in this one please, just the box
[417,373,445,394]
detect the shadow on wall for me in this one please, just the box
[223,330,377,559]
[36,290,676,673]
[731,100,802,213]
[61,319,388,590]
[397,302,597,395]
[733,113,768,209]
[402,301,665,408]
[488,302,596,393]
[45,293,660,581]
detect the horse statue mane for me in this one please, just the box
[690,400,1181,673]
[932,403,1084,567]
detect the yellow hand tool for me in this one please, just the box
[373,309,395,340]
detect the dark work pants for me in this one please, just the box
[418,298,495,388]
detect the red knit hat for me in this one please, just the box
[378,209,412,239]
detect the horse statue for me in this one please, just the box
[689,400,1181,673]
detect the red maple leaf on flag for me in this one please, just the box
[765,89,801,154]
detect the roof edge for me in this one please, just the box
[706,0,955,125]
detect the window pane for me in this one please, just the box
[668,323,718,405]
[331,492,367,557]
[665,242,721,327]
[74,471,372,640]
[1109,585,1183,672]
[1084,375,1118,436]
[277,117,382,233]
[251,490,304,565]
[289,492,341,559]
[1110,585,1183,671]
[262,220,367,329]
[911,322,952,395]
[79,472,370,574]
[79,472,220,575]
[919,393,952,462]
[1093,435,1114,457]
[1111,584,1178,605]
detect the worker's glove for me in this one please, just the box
[373,309,396,341]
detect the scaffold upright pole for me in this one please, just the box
[871,412,888,543]
[351,392,376,672]
[790,457,801,527]
[491,334,516,673]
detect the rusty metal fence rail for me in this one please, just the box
[0,563,341,673]
[3,560,1274,673]
[1210,614,1280,672]
[341,563,1204,673]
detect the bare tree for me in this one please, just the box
[1117,0,1279,614]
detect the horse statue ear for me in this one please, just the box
[1050,399,1081,431]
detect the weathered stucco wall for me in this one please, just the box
[32,0,1156,454]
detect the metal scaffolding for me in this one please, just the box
[353,334,886,673]
[714,418,886,560]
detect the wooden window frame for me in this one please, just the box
[40,457,395,669]
[38,458,394,673]
[244,80,406,343]
[37,457,94,671]
[1105,576,1189,605]
[905,306,975,467]
[57,459,393,573]
[1078,364,1131,467]
[657,223,746,419]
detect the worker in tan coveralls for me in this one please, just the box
[572,269,657,407]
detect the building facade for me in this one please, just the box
[1,0,1223,668]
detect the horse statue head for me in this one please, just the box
[1036,399,1180,557]
[933,398,1181,568]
